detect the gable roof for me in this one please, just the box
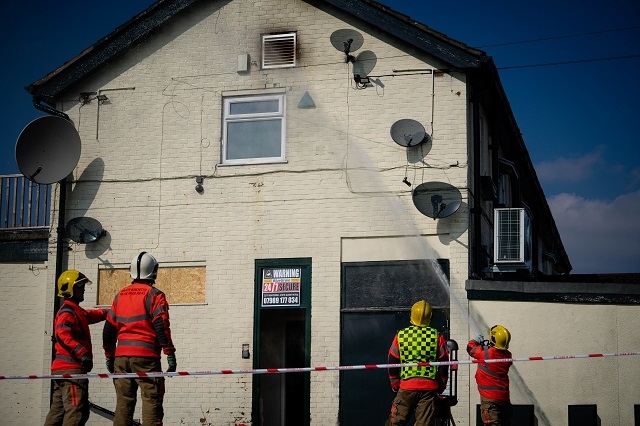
[23,0,571,274]
[312,0,488,68]
[26,0,489,104]
[26,0,201,104]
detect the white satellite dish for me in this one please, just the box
[412,182,462,219]
[330,29,364,63]
[15,116,81,184]
[65,217,106,244]
[390,119,430,147]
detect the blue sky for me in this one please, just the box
[1,0,639,273]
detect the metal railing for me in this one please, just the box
[0,174,51,230]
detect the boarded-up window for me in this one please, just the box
[98,266,206,305]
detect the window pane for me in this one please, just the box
[227,119,282,159]
[230,100,279,115]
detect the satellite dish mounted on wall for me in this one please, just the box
[330,29,364,63]
[412,182,462,220]
[65,216,106,244]
[390,119,430,147]
[15,116,81,184]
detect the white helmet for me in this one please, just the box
[130,252,158,282]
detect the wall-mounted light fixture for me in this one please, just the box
[354,74,371,88]
[79,92,97,105]
[402,177,411,186]
[96,94,109,103]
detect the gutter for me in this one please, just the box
[33,98,69,121]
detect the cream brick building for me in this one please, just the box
[1,0,638,425]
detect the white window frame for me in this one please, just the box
[222,94,286,165]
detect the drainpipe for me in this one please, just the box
[32,98,70,403]
[48,178,67,407]
[471,94,482,276]
[52,177,67,342]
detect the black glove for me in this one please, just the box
[167,353,177,372]
[80,355,93,372]
[106,358,115,374]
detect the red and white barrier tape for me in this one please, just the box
[1,351,638,381]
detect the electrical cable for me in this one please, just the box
[498,54,640,70]
[475,25,640,48]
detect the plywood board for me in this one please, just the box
[98,266,206,305]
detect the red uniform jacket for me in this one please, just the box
[388,329,449,391]
[103,281,175,358]
[466,339,512,401]
[51,299,108,371]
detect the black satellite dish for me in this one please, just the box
[15,116,81,184]
[412,182,462,219]
[330,29,364,63]
[65,217,106,244]
[390,119,430,147]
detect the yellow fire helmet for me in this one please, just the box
[489,324,511,350]
[410,300,432,327]
[57,270,91,298]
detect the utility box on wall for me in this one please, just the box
[237,53,250,72]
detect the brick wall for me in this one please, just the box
[0,262,49,423]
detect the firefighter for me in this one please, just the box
[103,252,177,426]
[467,325,513,426]
[44,270,109,426]
[385,300,449,426]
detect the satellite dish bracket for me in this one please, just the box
[343,39,356,63]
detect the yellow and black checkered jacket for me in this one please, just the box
[397,325,438,379]
[388,325,449,391]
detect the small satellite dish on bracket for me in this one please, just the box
[412,182,462,219]
[65,217,106,244]
[330,29,364,63]
[390,119,430,147]
[15,116,81,184]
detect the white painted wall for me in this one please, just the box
[0,261,49,424]
[469,301,640,426]
[41,0,470,423]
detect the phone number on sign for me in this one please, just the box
[263,295,299,305]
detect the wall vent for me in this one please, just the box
[494,208,532,266]
[262,33,296,69]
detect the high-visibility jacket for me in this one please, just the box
[103,281,175,358]
[466,339,512,401]
[51,299,108,371]
[388,325,449,391]
[398,326,438,380]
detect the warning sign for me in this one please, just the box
[261,268,301,307]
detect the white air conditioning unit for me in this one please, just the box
[493,208,532,270]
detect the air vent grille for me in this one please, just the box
[262,33,296,69]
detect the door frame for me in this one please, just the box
[252,258,312,426]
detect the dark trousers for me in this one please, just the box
[113,356,165,426]
[386,389,438,426]
[479,396,512,426]
[44,369,90,426]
